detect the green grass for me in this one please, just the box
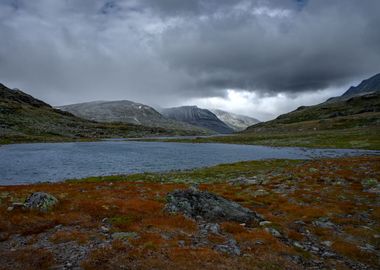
[67,159,302,184]
[147,126,380,150]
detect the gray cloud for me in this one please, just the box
[0,0,379,116]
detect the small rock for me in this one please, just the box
[7,206,13,212]
[259,221,272,227]
[309,168,318,173]
[322,240,333,247]
[101,226,110,233]
[293,241,304,249]
[24,192,58,212]
[311,246,319,252]
[251,189,269,197]
[312,217,336,229]
[199,223,221,235]
[214,239,241,256]
[165,188,264,224]
[178,240,185,247]
[322,251,336,258]
[265,227,281,237]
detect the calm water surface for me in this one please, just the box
[0,141,378,185]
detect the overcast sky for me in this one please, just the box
[0,0,379,120]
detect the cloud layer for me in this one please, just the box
[0,0,379,119]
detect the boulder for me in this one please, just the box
[165,188,264,224]
[24,192,58,212]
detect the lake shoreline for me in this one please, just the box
[0,156,379,269]
[1,141,379,185]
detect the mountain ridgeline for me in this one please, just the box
[245,73,380,133]
[0,84,212,144]
[57,101,211,134]
[161,106,234,134]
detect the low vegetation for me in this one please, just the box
[0,84,209,145]
[159,125,380,150]
[0,156,379,269]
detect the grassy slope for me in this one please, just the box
[0,87,209,145]
[156,93,380,150]
[0,156,379,269]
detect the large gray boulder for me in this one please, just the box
[24,192,58,212]
[165,188,263,224]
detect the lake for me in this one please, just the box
[0,141,378,185]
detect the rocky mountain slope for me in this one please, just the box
[0,84,205,144]
[328,73,380,103]
[211,109,260,131]
[161,106,234,134]
[58,101,211,134]
[244,73,380,133]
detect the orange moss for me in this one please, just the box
[0,248,55,270]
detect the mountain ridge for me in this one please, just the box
[161,106,234,134]
[210,109,260,131]
[58,100,213,134]
[0,83,208,144]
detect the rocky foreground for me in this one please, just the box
[0,156,379,270]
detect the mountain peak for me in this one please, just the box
[342,73,380,97]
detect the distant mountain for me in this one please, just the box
[58,101,211,134]
[328,73,380,103]
[0,84,207,144]
[210,109,260,131]
[161,106,234,134]
[244,73,380,133]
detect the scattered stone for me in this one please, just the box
[359,243,375,252]
[293,241,305,249]
[213,239,241,256]
[178,240,185,247]
[112,232,139,241]
[265,227,282,237]
[309,168,318,173]
[259,221,272,227]
[251,189,270,197]
[199,223,221,235]
[322,251,336,258]
[322,240,333,247]
[24,192,58,212]
[165,188,264,224]
[312,217,337,230]
[100,226,110,233]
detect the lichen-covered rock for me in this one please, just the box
[165,188,264,224]
[24,192,58,212]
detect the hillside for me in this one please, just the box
[161,106,234,134]
[0,84,206,144]
[159,74,380,149]
[244,92,380,133]
[211,109,260,131]
[58,101,212,134]
[328,73,380,103]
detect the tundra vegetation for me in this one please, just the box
[0,156,379,269]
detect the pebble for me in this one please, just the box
[322,240,333,247]
[259,221,272,226]
[100,226,109,233]
[265,227,281,237]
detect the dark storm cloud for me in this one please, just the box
[0,0,379,107]
[156,0,380,93]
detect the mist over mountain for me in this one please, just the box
[210,109,260,131]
